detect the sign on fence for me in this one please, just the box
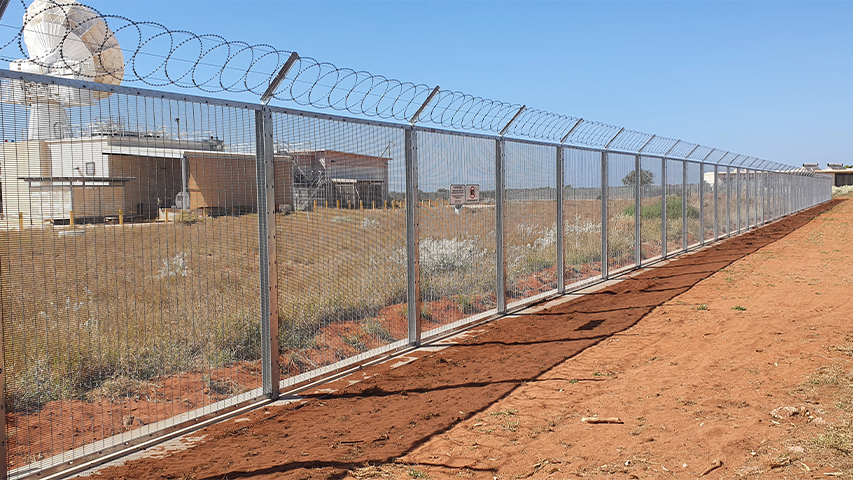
[450,184,480,205]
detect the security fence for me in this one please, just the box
[0,69,832,479]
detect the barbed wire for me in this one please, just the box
[0,0,816,174]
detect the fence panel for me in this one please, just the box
[606,153,637,273]
[0,78,263,476]
[686,162,702,249]
[562,147,603,286]
[417,131,497,333]
[269,113,408,379]
[504,141,558,307]
[639,156,663,262]
[665,159,684,254]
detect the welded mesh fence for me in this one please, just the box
[0,69,833,479]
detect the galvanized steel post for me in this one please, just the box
[556,146,565,294]
[726,166,732,236]
[699,163,705,247]
[736,167,741,233]
[405,127,422,345]
[496,138,507,313]
[661,157,667,259]
[254,108,280,400]
[601,151,609,279]
[682,161,688,251]
[634,154,642,267]
[713,164,719,240]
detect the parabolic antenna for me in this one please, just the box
[3,0,124,139]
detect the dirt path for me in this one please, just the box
[84,199,851,480]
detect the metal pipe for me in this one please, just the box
[405,128,422,345]
[560,118,584,144]
[409,86,440,125]
[496,138,507,312]
[556,146,565,294]
[635,154,642,266]
[600,151,609,279]
[638,134,656,153]
[499,105,527,137]
[254,108,279,400]
[261,52,300,105]
[604,127,625,150]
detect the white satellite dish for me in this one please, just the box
[4,0,124,140]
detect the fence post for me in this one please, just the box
[661,157,667,259]
[682,161,688,251]
[496,138,507,313]
[713,164,719,241]
[600,151,609,279]
[736,167,742,233]
[254,108,279,400]
[405,127,422,345]
[726,166,732,236]
[556,146,565,294]
[634,154,641,267]
[699,162,704,247]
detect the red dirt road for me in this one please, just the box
[85,199,851,480]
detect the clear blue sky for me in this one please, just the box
[3,1,851,167]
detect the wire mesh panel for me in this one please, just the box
[504,141,558,306]
[607,153,636,272]
[417,131,497,332]
[639,156,663,261]
[562,147,603,286]
[715,167,726,238]
[0,78,262,474]
[686,162,702,248]
[702,164,715,243]
[729,168,739,235]
[665,159,684,254]
[269,113,407,377]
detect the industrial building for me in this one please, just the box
[0,122,391,225]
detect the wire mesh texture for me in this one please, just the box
[0,67,833,480]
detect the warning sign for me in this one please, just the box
[449,184,480,205]
[449,184,466,205]
[466,184,480,204]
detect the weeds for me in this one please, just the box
[696,304,709,311]
[732,305,747,311]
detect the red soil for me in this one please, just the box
[76,200,848,479]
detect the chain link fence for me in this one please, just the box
[0,69,833,479]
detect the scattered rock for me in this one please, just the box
[770,406,804,419]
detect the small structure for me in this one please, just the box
[1,131,293,223]
[284,148,390,209]
[818,164,853,187]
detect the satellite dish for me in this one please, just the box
[3,0,124,139]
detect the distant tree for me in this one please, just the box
[622,169,654,188]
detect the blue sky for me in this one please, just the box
[2,1,851,167]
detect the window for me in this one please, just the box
[84,162,95,176]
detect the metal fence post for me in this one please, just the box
[254,107,279,400]
[726,166,732,236]
[661,157,667,259]
[682,161,688,251]
[634,154,642,266]
[699,162,705,247]
[556,146,565,294]
[405,127,422,345]
[601,151,609,279]
[713,164,719,241]
[496,138,507,313]
[736,167,742,233]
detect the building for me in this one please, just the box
[819,164,853,187]
[0,124,391,224]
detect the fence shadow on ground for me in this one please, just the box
[86,200,841,480]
